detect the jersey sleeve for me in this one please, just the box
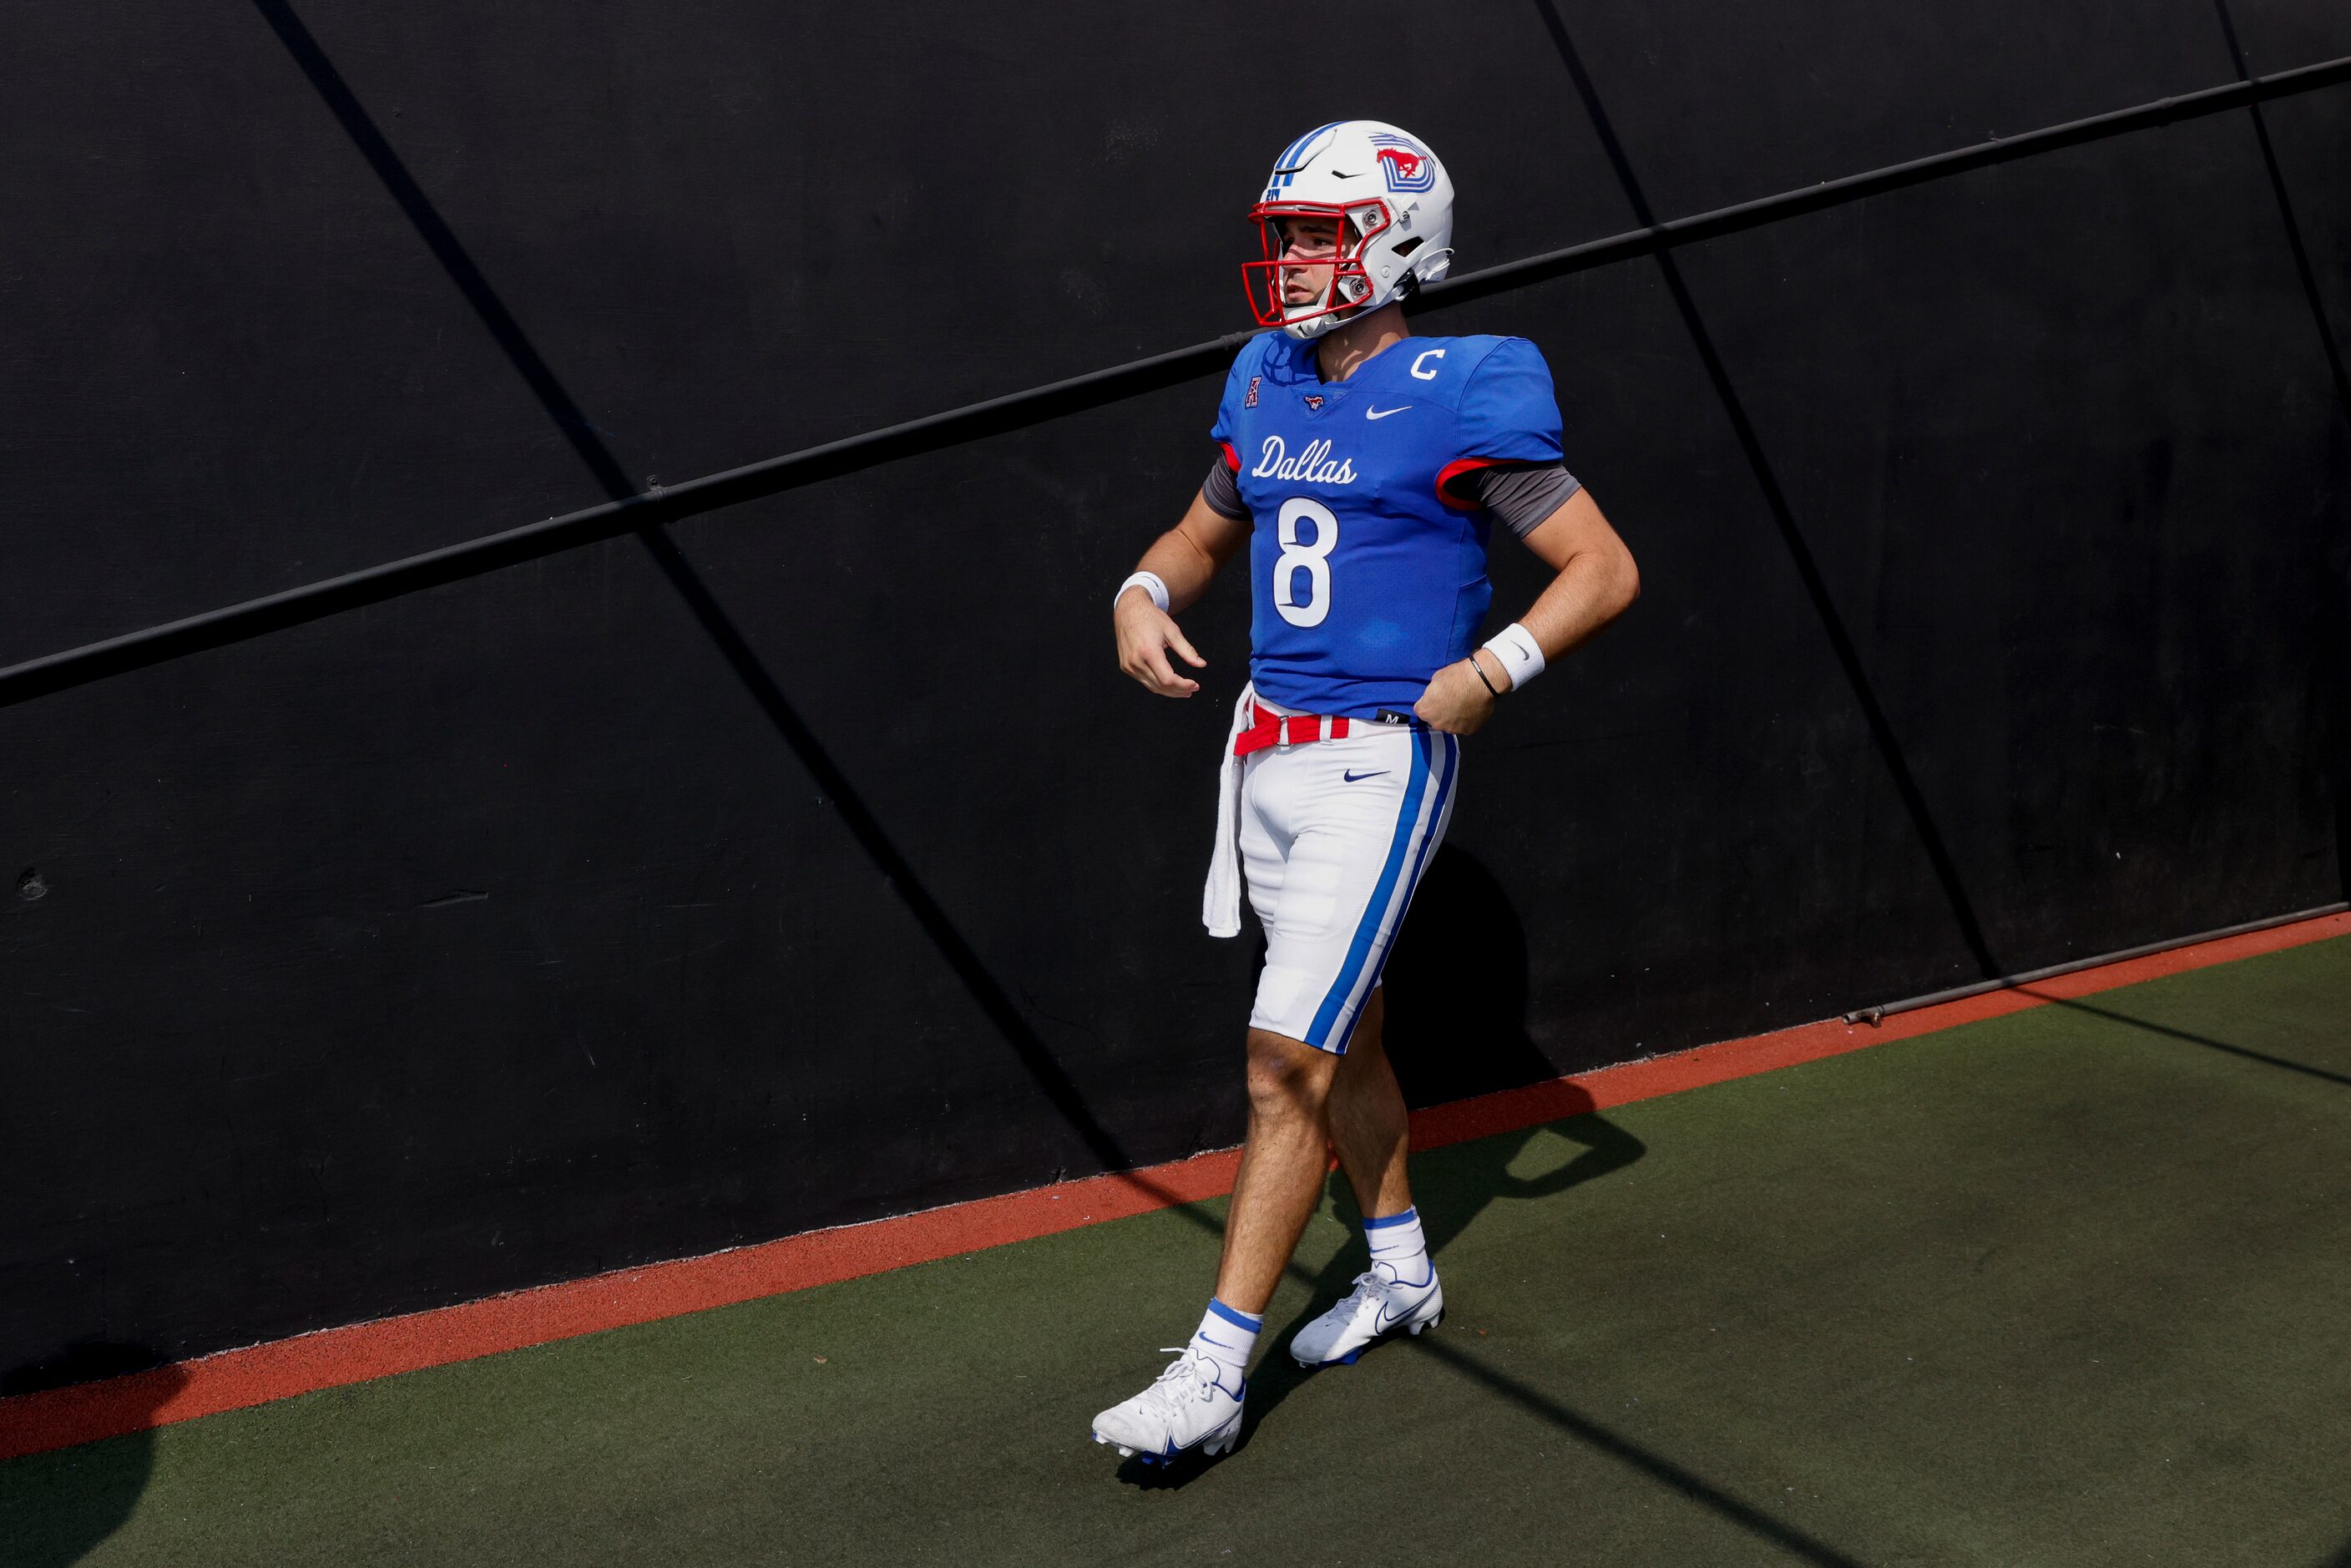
[1439,337,1565,509]
[1208,336,1264,473]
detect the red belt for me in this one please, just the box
[1233,703,1350,757]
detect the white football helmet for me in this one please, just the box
[1244,120,1456,341]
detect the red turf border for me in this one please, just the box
[6,908,2344,1462]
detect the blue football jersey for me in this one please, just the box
[1209,330,1563,719]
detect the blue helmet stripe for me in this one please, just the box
[1272,120,1343,174]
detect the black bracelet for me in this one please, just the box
[1468,651,1500,697]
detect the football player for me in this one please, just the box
[1096,121,1639,1464]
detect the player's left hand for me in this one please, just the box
[1413,658,1501,735]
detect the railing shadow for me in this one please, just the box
[1525,0,2001,986]
[2207,0,2351,937]
[247,0,1158,1195]
[2020,988,2351,1088]
[2207,0,2351,418]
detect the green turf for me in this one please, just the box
[8,938,2351,1567]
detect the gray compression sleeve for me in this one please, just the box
[1201,458,1247,519]
[1479,463,1583,539]
[1202,458,1579,535]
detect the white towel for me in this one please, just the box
[1201,682,1257,938]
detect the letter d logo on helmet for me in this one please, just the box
[1243,120,1455,341]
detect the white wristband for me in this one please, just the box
[1115,570,1170,613]
[1480,622,1546,690]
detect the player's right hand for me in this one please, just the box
[1115,588,1206,697]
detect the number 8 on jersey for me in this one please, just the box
[1274,498,1339,628]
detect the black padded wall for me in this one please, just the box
[2,0,2343,1383]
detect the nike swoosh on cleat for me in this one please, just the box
[1364,405,1412,420]
[1374,1289,1435,1330]
[1342,769,1388,782]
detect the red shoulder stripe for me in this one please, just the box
[1436,457,1501,512]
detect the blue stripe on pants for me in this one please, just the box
[1305,731,1443,1050]
[1393,731,1459,941]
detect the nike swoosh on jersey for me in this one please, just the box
[1363,405,1412,420]
[1342,769,1389,782]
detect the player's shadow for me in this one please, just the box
[0,1341,186,1565]
[1116,847,1646,1487]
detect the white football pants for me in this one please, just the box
[1236,699,1460,1054]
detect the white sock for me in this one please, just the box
[1365,1206,1433,1287]
[1191,1298,1261,1379]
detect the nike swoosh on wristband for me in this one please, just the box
[1342,769,1388,782]
[1364,405,1411,420]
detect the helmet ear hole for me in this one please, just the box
[1393,235,1425,259]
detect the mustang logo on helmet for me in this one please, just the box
[1369,134,1437,194]
[1378,148,1424,185]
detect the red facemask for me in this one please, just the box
[1241,199,1394,331]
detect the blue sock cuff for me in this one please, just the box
[1206,1297,1265,1332]
[1363,1206,1420,1230]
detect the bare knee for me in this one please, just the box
[1246,1030,1337,1126]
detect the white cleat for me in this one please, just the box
[1291,1264,1444,1367]
[1090,1347,1246,1466]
